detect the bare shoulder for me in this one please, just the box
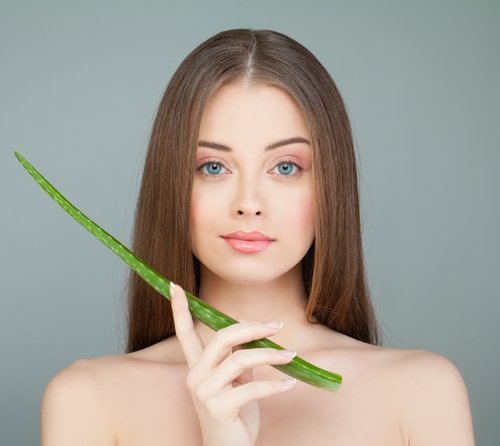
[356,345,469,382]
[41,339,188,446]
[377,347,475,445]
[41,356,120,446]
[299,336,474,446]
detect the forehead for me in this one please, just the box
[198,82,310,142]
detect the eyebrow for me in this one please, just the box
[197,136,310,152]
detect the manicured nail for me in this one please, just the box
[264,321,283,329]
[281,378,297,388]
[169,282,176,300]
[279,350,296,358]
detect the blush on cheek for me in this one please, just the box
[297,194,314,222]
[299,196,315,235]
[301,212,315,234]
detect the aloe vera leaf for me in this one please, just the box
[15,151,342,392]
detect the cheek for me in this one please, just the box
[301,196,315,229]
[189,183,225,242]
[283,186,315,234]
[298,192,315,238]
[272,186,315,251]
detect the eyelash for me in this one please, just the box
[273,160,304,178]
[196,159,304,180]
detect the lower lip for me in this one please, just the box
[222,237,274,253]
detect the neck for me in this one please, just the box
[193,263,316,350]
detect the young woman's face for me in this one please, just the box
[189,82,315,285]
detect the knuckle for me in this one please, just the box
[205,395,221,419]
[230,352,253,370]
[213,328,226,342]
[213,327,232,344]
[213,325,239,347]
[194,381,212,402]
[185,372,198,393]
[231,348,248,362]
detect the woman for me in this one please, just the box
[41,29,475,445]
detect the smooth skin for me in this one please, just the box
[170,282,297,446]
[40,82,475,445]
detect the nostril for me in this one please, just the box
[237,210,261,215]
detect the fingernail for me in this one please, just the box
[264,321,283,329]
[278,350,296,358]
[281,378,297,387]
[169,282,176,300]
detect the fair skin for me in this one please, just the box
[40,82,475,446]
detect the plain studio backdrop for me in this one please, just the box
[0,1,498,444]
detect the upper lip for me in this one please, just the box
[221,231,275,241]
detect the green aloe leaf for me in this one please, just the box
[15,151,342,392]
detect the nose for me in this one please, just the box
[231,174,264,217]
[237,208,261,216]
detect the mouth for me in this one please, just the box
[221,231,275,241]
[220,231,275,253]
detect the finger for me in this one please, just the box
[206,378,297,417]
[233,366,253,387]
[198,348,296,394]
[195,321,283,373]
[170,282,205,368]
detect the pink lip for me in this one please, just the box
[222,231,274,241]
[221,231,275,253]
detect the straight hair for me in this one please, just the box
[126,28,381,353]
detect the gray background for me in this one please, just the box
[1,0,498,444]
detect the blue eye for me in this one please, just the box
[275,161,301,176]
[198,161,227,176]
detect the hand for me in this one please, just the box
[169,282,297,446]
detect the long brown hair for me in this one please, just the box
[126,28,380,353]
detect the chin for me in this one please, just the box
[223,274,279,287]
[202,259,302,287]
